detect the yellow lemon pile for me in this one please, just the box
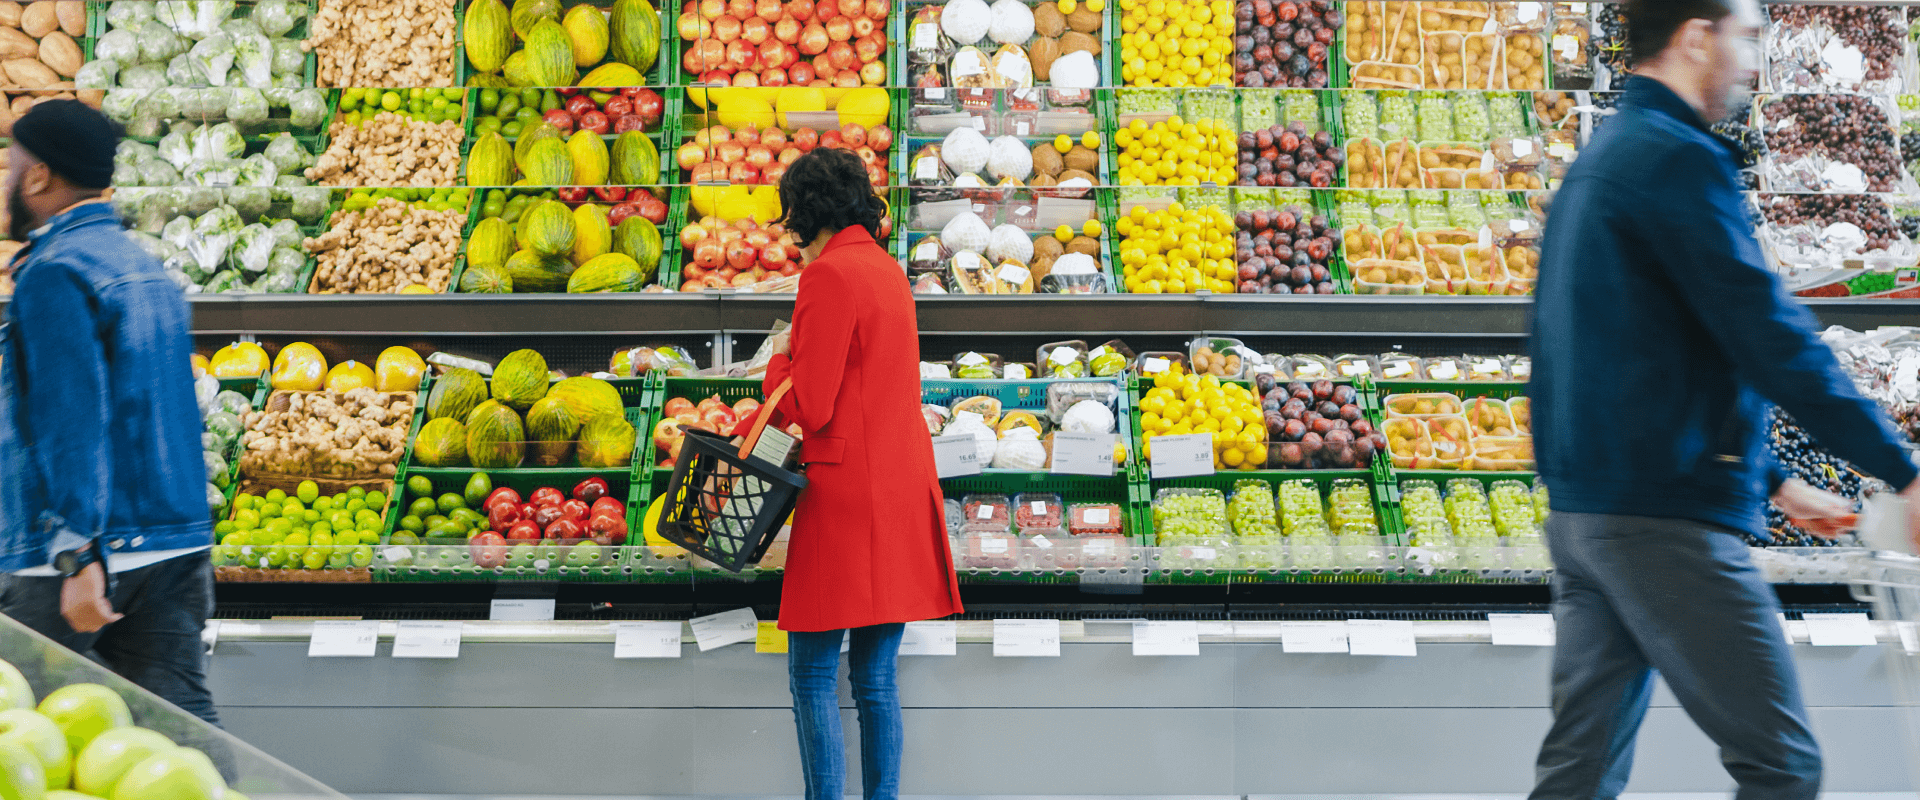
[1137,366,1267,470]
[1114,116,1237,186]
[1115,201,1236,294]
[1118,0,1234,87]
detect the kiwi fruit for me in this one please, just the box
[1062,145,1098,173]
[1029,37,1061,81]
[1065,7,1100,33]
[1033,3,1066,37]
[1031,143,1065,176]
[1060,30,1099,55]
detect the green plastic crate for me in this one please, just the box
[941,474,1147,585]
[377,467,637,582]
[454,0,672,88]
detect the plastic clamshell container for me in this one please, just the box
[1285,354,1337,381]
[959,529,1020,569]
[944,498,965,535]
[1333,354,1380,380]
[1424,416,1475,469]
[1424,357,1469,381]
[1385,392,1466,417]
[1466,436,1535,471]
[1078,534,1132,569]
[1013,492,1065,529]
[1351,258,1425,295]
[1190,336,1253,380]
[1378,353,1425,380]
[1507,396,1533,434]
[1465,356,1512,381]
[1414,227,1477,247]
[1157,537,1235,571]
[1462,396,1520,437]
[1036,340,1091,379]
[1021,527,1077,570]
[1343,223,1384,262]
[1069,502,1124,536]
[1420,242,1468,294]
[1461,242,1509,295]
[1351,61,1423,90]
[960,493,1012,530]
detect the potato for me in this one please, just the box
[0,3,22,29]
[19,2,54,39]
[4,57,55,88]
[36,30,77,78]
[52,0,76,36]
[0,28,34,60]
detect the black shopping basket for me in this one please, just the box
[656,379,809,572]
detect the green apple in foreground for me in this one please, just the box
[35,686,128,757]
[73,728,173,796]
[173,750,222,796]
[0,664,33,711]
[0,741,46,800]
[0,711,70,789]
[109,750,220,800]
[47,790,95,800]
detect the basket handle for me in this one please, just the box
[739,378,795,459]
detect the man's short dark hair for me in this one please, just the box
[1625,0,1736,67]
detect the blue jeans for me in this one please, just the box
[0,554,218,726]
[1530,513,1819,800]
[789,623,904,800]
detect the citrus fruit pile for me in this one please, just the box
[1115,116,1238,186]
[1116,201,1237,294]
[1118,0,1235,87]
[1137,366,1268,470]
[212,483,387,570]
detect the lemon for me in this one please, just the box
[1054,225,1074,242]
[1059,0,1075,12]
[1088,0,1105,10]
[1083,219,1102,237]
[1053,134,1073,154]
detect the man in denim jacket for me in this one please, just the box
[0,101,217,724]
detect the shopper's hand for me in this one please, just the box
[1773,478,1858,538]
[767,330,791,357]
[59,562,119,633]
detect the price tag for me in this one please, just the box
[1048,346,1077,366]
[1016,121,1030,135]
[925,88,945,100]
[1051,432,1116,476]
[1514,2,1540,23]
[1429,362,1460,380]
[1280,621,1349,653]
[1346,619,1417,657]
[689,608,759,651]
[490,598,556,621]
[1383,362,1413,378]
[972,116,986,131]
[1509,219,1531,232]
[1803,613,1876,647]
[1487,613,1555,646]
[933,434,983,478]
[755,621,790,654]
[1899,622,1920,654]
[997,263,1030,285]
[900,620,958,656]
[911,23,935,49]
[1340,362,1370,377]
[915,157,937,181]
[976,504,995,521]
[1511,138,1534,158]
[308,620,379,658]
[1548,142,1576,160]
[1084,508,1111,525]
[978,536,1009,554]
[956,352,988,366]
[1132,621,1201,656]
[383,545,411,563]
[1149,433,1215,479]
[1552,34,1580,59]
[1142,357,1171,374]
[993,619,1061,657]
[613,621,683,658]
[392,621,462,659]
[1029,534,1053,549]
[1510,361,1532,379]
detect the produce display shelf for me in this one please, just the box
[375,468,637,582]
[943,473,1148,585]
[86,0,321,88]
[670,3,896,87]
[452,0,673,89]
[311,189,482,294]
[894,0,1118,89]
[1142,467,1398,584]
[923,374,1136,492]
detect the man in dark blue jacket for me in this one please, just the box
[0,101,217,723]
[1529,0,1920,797]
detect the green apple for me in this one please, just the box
[73,728,172,797]
[566,542,601,567]
[108,751,218,800]
[35,686,128,756]
[173,750,223,796]
[0,741,46,800]
[0,663,33,711]
[48,791,96,800]
[0,711,70,789]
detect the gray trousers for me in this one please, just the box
[1530,512,1820,800]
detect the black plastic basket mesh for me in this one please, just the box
[656,428,808,572]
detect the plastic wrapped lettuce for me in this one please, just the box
[164,250,207,283]
[156,0,234,38]
[231,32,272,88]
[270,41,302,76]
[76,60,119,89]
[166,53,203,86]
[95,30,140,64]
[287,90,325,129]
[126,230,167,259]
[107,1,159,30]
[289,187,326,224]
[268,219,301,248]
[203,270,243,293]
[262,134,308,173]
[101,90,143,122]
[231,224,275,274]
[181,186,222,215]
[193,123,245,161]
[137,20,188,63]
[157,126,194,169]
[274,174,306,189]
[228,185,271,217]
[119,63,169,89]
[219,17,260,40]
[112,163,140,186]
[138,88,181,122]
[252,267,301,293]
[227,89,268,123]
[267,245,304,274]
[116,140,155,167]
[161,213,196,250]
[271,73,300,90]
[187,34,234,85]
[138,159,181,187]
[189,206,242,273]
[253,0,302,36]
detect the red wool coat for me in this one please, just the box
[761,225,963,632]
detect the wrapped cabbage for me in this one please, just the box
[287,90,325,129]
[227,185,271,217]
[253,0,302,37]
[156,0,234,38]
[96,30,141,64]
[272,73,300,89]
[117,140,157,167]
[263,88,293,108]
[107,1,159,30]
[194,375,218,413]
[182,159,241,187]
[1059,400,1115,434]
[76,60,119,90]
[112,163,141,187]
[169,268,197,292]
[274,174,306,188]
[227,89,269,124]
[111,187,145,218]
[181,87,225,117]
[231,32,272,88]
[165,250,210,283]
[219,18,261,39]
[288,187,327,223]
[202,270,243,293]
[267,246,304,274]
[230,225,275,274]
[205,482,225,512]
[252,268,300,293]
[991,427,1047,470]
[157,126,194,170]
[187,34,235,85]
[194,123,245,161]
[101,90,144,122]
[268,219,302,248]
[180,186,222,215]
[119,63,169,89]
[271,40,303,76]
[137,188,185,225]
[166,53,204,86]
[262,134,309,173]
[138,159,181,187]
[137,20,188,63]
[188,206,242,272]
[138,88,181,122]
[213,392,250,418]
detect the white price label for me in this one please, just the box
[1383,363,1413,378]
[915,241,939,262]
[1510,218,1531,232]
[1084,508,1111,525]
[1514,2,1540,22]
[308,620,379,658]
[900,620,958,656]
[1083,538,1114,557]
[1016,121,1030,135]
[993,619,1061,657]
[1548,142,1576,160]
[980,536,1009,554]
[1429,362,1461,380]
[1048,346,1077,366]
[383,545,411,562]
[1340,362,1370,376]
[1132,621,1201,656]
[613,621,684,658]
[1346,619,1417,657]
[1030,500,1048,515]
[976,504,994,520]
[1552,34,1580,59]
[490,598,556,621]
[1029,535,1053,549]
[1803,613,1876,647]
[915,157,937,181]
[1051,432,1116,476]
[1142,357,1171,374]
[1149,433,1215,479]
[925,88,946,100]
[1487,613,1555,647]
[1900,622,1920,654]
[956,352,988,366]
[972,116,986,130]
[1280,621,1349,653]
[1511,138,1533,157]
[392,621,462,659]
[997,264,1030,285]
[911,23,935,49]
[1511,361,1532,378]
[1016,206,1032,217]
[933,434,983,478]
[689,608,759,652]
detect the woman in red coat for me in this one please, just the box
[762,147,962,800]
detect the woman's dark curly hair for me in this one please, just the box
[776,147,886,245]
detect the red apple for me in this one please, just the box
[531,487,565,507]
[825,16,852,41]
[592,185,629,202]
[505,520,541,541]
[614,114,647,133]
[632,88,665,127]
[774,16,801,43]
[789,61,817,84]
[556,186,591,202]
[578,110,611,134]
[840,122,867,147]
[533,503,567,527]
[560,499,590,521]
[572,477,610,503]
[487,502,521,532]
[763,163,788,184]
[866,123,891,151]
[742,15,770,43]
[606,96,634,117]
[637,194,668,223]
[545,517,584,541]
[713,14,741,40]
[543,109,576,134]
[815,0,839,20]
[818,128,844,149]
[470,532,508,568]
[792,126,818,151]
[725,39,755,70]
[786,0,814,19]
[588,513,629,546]
[566,95,597,117]
[798,21,828,54]
[591,496,626,518]
[485,487,523,512]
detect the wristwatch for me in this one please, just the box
[52,542,98,578]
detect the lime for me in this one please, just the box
[265,489,287,502]
[304,509,321,523]
[284,532,309,547]
[214,520,236,535]
[282,499,305,516]
[234,493,257,510]
[351,547,374,568]
[302,549,327,570]
[220,532,248,546]
[314,495,334,511]
[346,486,368,500]
[345,498,367,514]
[436,493,466,514]
[296,480,319,504]
[259,502,282,519]
[366,490,387,510]
[389,531,420,546]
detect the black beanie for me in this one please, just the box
[12,100,121,189]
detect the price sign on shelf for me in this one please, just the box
[490,598,556,621]
[1279,621,1349,653]
[1051,432,1115,476]
[308,620,379,658]
[613,621,684,659]
[1487,614,1555,647]
[931,434,982,479]
[993,619,1061,657]
[1803,613,1877,647]
[900,620,958,656]
[689,608,759,652]
[391,621,462,659]
[1346,619,1417,657]
[1149,433,1214,479]
[1132,621,1201,656]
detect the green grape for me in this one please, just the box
[1416,91,1454,142]
[1488,94,1527,139]
[1229,480,1280,538]
[1344,92,1380,140]
[1380,91,1417,138]
[1281,90,1319,131]
[1453,94,1491,142]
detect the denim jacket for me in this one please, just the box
[0,202,211,572]
[1531,77,1919,535]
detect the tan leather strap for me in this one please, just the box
[739,378,794,459]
